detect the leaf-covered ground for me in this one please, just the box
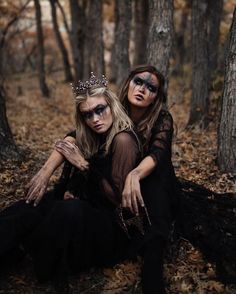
[0,71,235,293]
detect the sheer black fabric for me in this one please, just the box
[145,109,174,168]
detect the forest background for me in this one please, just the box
[0,0,235,293]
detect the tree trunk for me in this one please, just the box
[132,0,149,66]
[178,179,236,283]
[112,0,131,86]
[86,0,105,77]
[217,9,236,173]
[82,0,91,79]
[0,0,31,160]
[83,0,104,79]
[147,0,174,81]
[56,0,71,38]
[0,86,19,160]
[49,0,73,82]
[110,1,118,83]
[188,0,209,127]
[207,0,223,77]
[34,0,49,97]
[69,0,85,80]
[174,7,188,75]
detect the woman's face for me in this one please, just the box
[127,72,159,109]
[79,96,113,134]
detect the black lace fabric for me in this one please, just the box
[147,110,174,167]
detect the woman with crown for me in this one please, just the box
[0,74,151,291]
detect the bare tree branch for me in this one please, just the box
[0,0,31,48]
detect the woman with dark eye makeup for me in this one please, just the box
[118,65,179,294]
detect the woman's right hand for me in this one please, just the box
[122,170,145,215]
[25,169,49,206]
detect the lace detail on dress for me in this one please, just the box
[147,110,173,167]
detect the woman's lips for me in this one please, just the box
[135,94,144,101]
[94,124,104,130]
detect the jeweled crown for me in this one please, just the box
[71,72,108,97]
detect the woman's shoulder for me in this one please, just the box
[113,130,138,143]
[112,130,140,151]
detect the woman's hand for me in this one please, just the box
[55,140,89,171]
[64,191,75,200]
[25,169,50,206]
[122,170,145,215]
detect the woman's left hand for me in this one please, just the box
[55,140,89,171]
[122,170,145,215]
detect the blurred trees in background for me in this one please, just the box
[111,0,131,85]
[0,0,235,172]
[0,0,31,159]
[49,0,72,82]
[188,0,209,127]
[147,0,174,81]
[132,0,148,66]
[84,0,105,77]
[69,0,85,80]
[34,0,50,97]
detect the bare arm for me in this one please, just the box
[26,136,75,206]
[130,156,156,180]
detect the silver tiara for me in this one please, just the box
[71,72,108,97]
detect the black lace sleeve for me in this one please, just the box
[147,110,174,168]
[101,131,140,205]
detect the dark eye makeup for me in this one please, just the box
[133,77,158,93]
[80,104,108,120]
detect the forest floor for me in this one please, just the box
[0,70,235,293]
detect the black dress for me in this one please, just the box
[22,131,141,282]
[140,109,178,239]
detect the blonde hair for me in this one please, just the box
[75,87,135,158]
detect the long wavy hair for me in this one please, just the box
[119,65,166,143]
[75,86,135,158]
